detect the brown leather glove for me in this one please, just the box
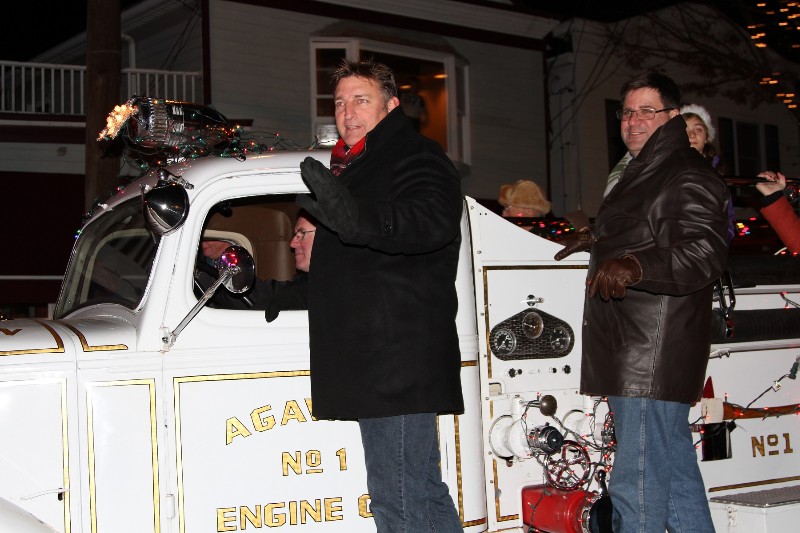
[554,227,595,260]
[587,255,642,300]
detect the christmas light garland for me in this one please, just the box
[98,96,309,176]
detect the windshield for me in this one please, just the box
[54,198,161,318]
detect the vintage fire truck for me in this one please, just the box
[2,103,800,533]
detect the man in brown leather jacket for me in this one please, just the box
[556,73,730,533]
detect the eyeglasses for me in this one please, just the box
[292,228,316,241]
[616,107,675,121]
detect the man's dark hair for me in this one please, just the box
[331,57,398,101]
[620,72,681,110]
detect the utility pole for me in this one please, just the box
[84,0,122,212]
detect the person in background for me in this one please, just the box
[498,179,552,230]
[399,76,428,131]
[681,103,728,175]
[555,72,729,533]
[289,212,316,273]
[681,103,735,243]
[606,103,728,197]
[200,239,235,263]
[296,58,464,532]
[198,212,314,320]
[756,170,800,253]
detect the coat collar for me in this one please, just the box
[337,107,411,176]
[363,107,410,150]
[609,115,690,197]
[631,114,689,165]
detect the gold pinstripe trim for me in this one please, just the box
[709,475,800,493]
[0,378,72,532]
[87,379,160,533]
[174,368,483,531]
[0,319,65,356]
[62,323,128,352]
[481,265,586,379]
[174,370,310,533]
[493,459,519,522]
[456,361,487,526]
[60,378,72,533]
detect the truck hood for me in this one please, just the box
[0,316,136,357]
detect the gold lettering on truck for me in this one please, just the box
[281,400,308,425]
[225,417,252,445]
[252,404,276,432]
[216,498,344,531]
[226,399,317,445]
[751,432,795,457]
[282,449,349,476]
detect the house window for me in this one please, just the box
[310,39,470,164]
[718,118,780,176]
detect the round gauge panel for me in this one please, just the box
[491,328,517,356]
[550,326,573,354]
[522,311,544,339]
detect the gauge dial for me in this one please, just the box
[550,326,572,354]
[522,312,544,338]
[491,328,517,356]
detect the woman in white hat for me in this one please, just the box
[682,103,736,243]
[680,103,728,175]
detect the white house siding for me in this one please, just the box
[209,1,330,146]
[0,143,85,175]
[33,0,202,72]
[128,6,204,73]
[209,1,548,201]
[314,0,558,40]
[448,37,545,201]
[547,18,632,216]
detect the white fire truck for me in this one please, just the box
[2,144,800,533]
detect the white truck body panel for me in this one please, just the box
[1,151,799,532]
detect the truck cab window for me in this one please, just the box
[55,198,160,318]
[195,195,299,310]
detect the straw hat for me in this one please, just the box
[498,180,551,216]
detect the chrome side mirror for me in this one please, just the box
[217,245,255,294]
[163,245,256,350]
[142,182,189,236]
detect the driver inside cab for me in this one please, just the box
[195,211,315,321]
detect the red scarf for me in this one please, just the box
[329,137,366,176]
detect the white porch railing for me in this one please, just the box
[0,60,202,115]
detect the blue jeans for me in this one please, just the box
[359,413,463,533]
[607,396,714,533]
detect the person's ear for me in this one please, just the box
[669,108,680,119]
[386,96,400,112]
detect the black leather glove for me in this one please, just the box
[264,292,302,322]
[297,157,358,236]
[587,255,642,300]
[264,281,308,323]
[554,227,595,260]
